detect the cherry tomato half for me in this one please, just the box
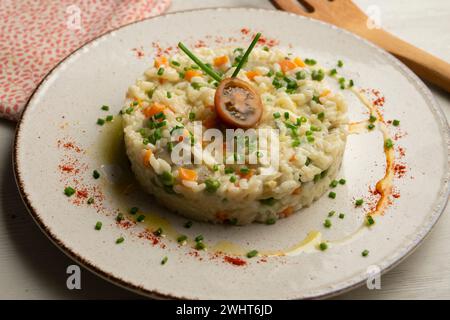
[214,78,263,129]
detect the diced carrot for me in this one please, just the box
[179,167,197,181]
[178,136,184,142]
[292,187,302,195]
[246,70,261,80]
[215,211,229,222]
[185,70,201,81]
[214,55,229,67]
[238,169,254,180]
[154,56,168,68]
[294,57,306,67]
[143,149,152,166]
[279,59,297,73]
[143,102,166,118]
[320,89,331,97]
[280,206,294,217]
[289,154,296,161]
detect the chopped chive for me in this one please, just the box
[191,82,202,90]
[339,213,345,219]
[93,170,100,179]
[116,236,124,244]
[189,112,196,121]
[64,187,76,197]
[311,69,325,81]
[296,70,307,80]
[97,118,105,126]
[307,136,315,143]
[362,249,369,257]
[328,191,336,199]
[184,221,193,229]
[167,142,174,152]
[195,235,204,242]
[304,58,316,66]
[231,33,261,78]
[319,242,328,251]
[385,138,394,149]
[224,167,234,174]
[393,119,400,126]
[355,199,364,206]
[323,219,332,228]
[340,83,345,90]
[176,116,183,122]
[161,256,168,265]
[229,175,237,183]
[337,60,344,67]
[366,215,375,226]
[339,179,346,185]
[157,67,165,76]
[177,235,187,244]
[368,123,375,130]
[329,68,337,76]
[369,115,377,123]
[263,46,270,52]
[240,167,249,174]
[106,115,113,122]
[246,250,258,258]
[178,42,222,82]
[330,180,338,188]
[266,218,276,225]
[348,79,354,88]
[195,241,206,250]
[101,105,109,111]
[167,91,172,99]
[212,164,219,172]
[205,179,220,193]
[328,210,335,217]
[125,107,134,114]
[318,112,325,121]
[137,215,145,222]
[291,139,300,147]
[129,207,138,214]
[154,227,163,236]
[312,95,320,104]
[171,60,180,66]
[95,221,102,230]
[87,197,94,205]
[116,213,124,222]
[284,111,290,120]
[260,197,276,206]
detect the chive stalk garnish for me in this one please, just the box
[178,42,222,82]
[231,33,261,78]
[161,256,168,265]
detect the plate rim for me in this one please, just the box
[12,7,450,300]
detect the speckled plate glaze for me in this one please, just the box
[14,8,449,299]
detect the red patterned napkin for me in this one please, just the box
[0,0,171,121]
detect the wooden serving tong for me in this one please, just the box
[272,0,450,92]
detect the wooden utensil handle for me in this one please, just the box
[361,28,450,92]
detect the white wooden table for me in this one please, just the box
[0,0,449,299]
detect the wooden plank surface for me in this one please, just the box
[0,0,448,299]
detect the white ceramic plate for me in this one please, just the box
[14,8,449,299]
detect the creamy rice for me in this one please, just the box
[122,46,348,225]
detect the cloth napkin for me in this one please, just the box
[0,0,171,121]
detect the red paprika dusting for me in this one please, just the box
[76,189,88,198]
[394,163,407,178]
[224,256,247,266]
